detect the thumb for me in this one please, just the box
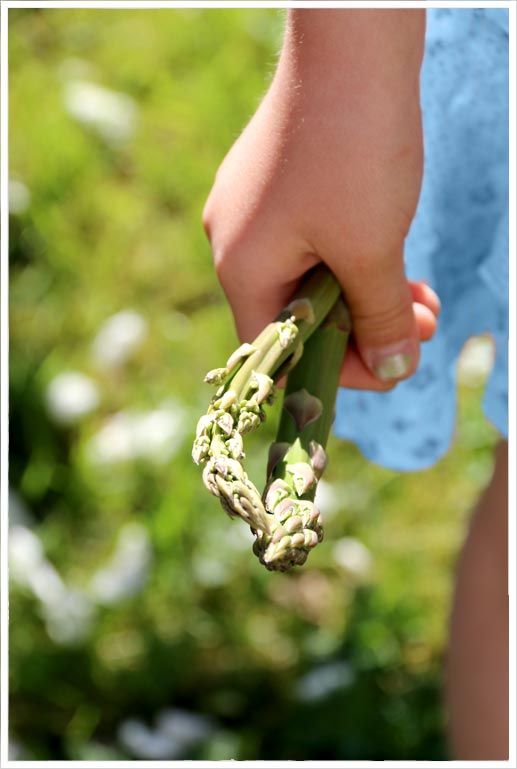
[333,258,419,383]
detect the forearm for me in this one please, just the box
[271,10,425,148]
[279,9,426,99]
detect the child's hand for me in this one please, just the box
[203,9,439,390]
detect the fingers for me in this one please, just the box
[409,279,440,342]
[408,280,441,318]
[338,341,398,391]
[414,302,438,343]
[339,279,439,389]
[278,288,437,391]
[208,209,321,342]
[214,232,440,390]
[218,254,320,343]
[343,261,418,381]
[327,246,439,383]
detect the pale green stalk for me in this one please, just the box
[253,297,351,570]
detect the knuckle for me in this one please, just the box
[354,298,412,337]
[210,227,254,279]
[211,240,243,290]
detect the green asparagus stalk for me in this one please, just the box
[253,297,351,570]
[193,264,349,570]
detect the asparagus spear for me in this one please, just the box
[253,297,351,570]
[193,265,349,569]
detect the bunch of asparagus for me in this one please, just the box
[192,265,351,571]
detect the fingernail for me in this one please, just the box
[365,342,414,382]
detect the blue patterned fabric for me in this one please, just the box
[334,8,509,471]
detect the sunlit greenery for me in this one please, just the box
[9,8,499,761]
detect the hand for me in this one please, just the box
[203,9,439,390]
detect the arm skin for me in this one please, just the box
[203,9,439,390]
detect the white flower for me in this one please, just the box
[9,489,34,528]
[314,479,342,519]
[9,525,44,584]
[45,371,100,425]
[9,179,30,215]
[30,560,68,606]
[64,79,137,144]
[86,401,186,465]
[91,310,147,369]
[44,588,94,644]
[9,525,94,644]
[90,523,152,605]
[332,537,373,582]
[156,709,212,746]
[191,554,231,588]
[457,335,495,387]
[296,661,355,702]
[118,709,212,760]
[8,739,28,761]
[118,720,175,761]
[314,479,372,518]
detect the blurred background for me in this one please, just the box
[8,7,500,761]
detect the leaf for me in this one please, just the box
[266,442,290,478]
[283,389,323,432]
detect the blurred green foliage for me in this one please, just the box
[8,8,499,761]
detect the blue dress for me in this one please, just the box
[334,8,509,471]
